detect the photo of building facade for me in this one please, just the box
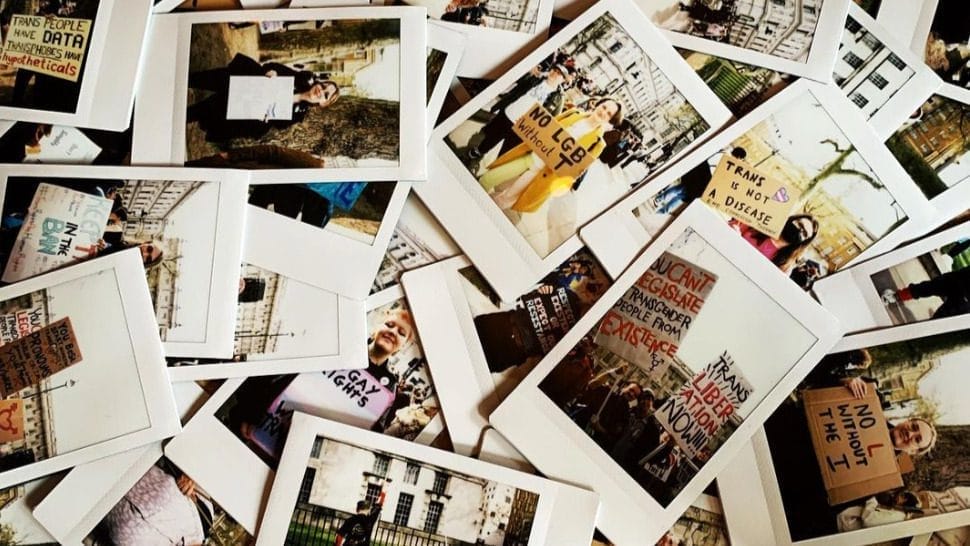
[287,437,539,546]
[834,15,915,120]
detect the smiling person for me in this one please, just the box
[730,213,819,273]
[186,53,340,145]
[890,418,937,457]
[366,307,415,391]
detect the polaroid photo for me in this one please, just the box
[834,4,942,139]
[245,181,410,299]
[638,0,850,81]
[0,250,180,489]
[909,0,970,105]
[591,492,731,546]
[722,315,970,545]
[871,0,925,49]
[155,0,376,12]
[133,7,426,183]
[0,165,249,358]
[165,262,367,381]
[371,193,460,294]
[851,0,880,17]
[580,80,937,292]
[426,25,465,135]
[0,120,133,165]
[0,475,63,545]
[489,202,843,545]
[165,286,444,532]
[678,47,796,120]
[0,0,149,130]
[402,247,611,455]
[422,0,732,302]
[814,220,970,333]
[257,412,599,546]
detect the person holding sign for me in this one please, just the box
[480,97,623,213]
[729,213,819,273]
[186,53,340,144]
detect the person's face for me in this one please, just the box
[621,384,641,401]
[139,243,161,266]
[374,314,412,356]
[786,217,816,243]
[307,83,337,106]
[592,101,618,125]
[547,69,565,87]
[892,419,933,455]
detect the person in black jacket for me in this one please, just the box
[186,53,340,144]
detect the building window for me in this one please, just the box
[365,483,383,506]
[297,468,315,503]
[850,93,869,108]
[310,437,323,458]
[394,493,414,526]
[373,455,390,477]
[845,17,861,34]
[887,53,906,70]
[404,463,420,485]
[861,33,881,50]
[424,501,444,534]
[432,472,449,495]
[843,51,864,69]
[868,72,889,90]
[770,0,786,5]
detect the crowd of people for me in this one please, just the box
[660,1,743,43]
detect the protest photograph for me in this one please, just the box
[184,18,402,170]
[631,87,910,291]
[920,0,970,94]
[249,182,397,245]
[764,324,970,541]
[283,436,540,546]
[0,0,99,113]
[457,248,609,392]
[885,93,970,201]
[0,175,246,350]
[0,478,59,545]
[396,0,543,33]
[443,12,717,258]
[85,457,254,546]
[534,226,818,506]
[214,294,438,466]
[0,121,132,165]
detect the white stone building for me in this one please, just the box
[728,0,822,61]
[834,15,915,120]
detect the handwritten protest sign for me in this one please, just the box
[250,371,394,460]
[655,351,753,459]
[2,183,112,283]
[595,252,716,378]
[0,305,46,344]
[0,317,83,398]
[511,103,598,180]
[226,76,294,121]
[701,155,800,239]
[0,399,25,444]
[0,14,92,82]
[23,126,102,164]
[803,386,902,505]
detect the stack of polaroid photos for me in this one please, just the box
[0,0,968,545]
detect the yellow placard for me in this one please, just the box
[701,154,800,239]
[510,103,598,180]
[0,14,92,82]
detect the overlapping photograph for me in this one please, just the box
[917,0,970,98]
[0,121,132,165]
[679,48,792,119]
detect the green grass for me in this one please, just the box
[886,134,949,199]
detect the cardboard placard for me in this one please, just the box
[0,14,92,82]
[655,351,753,459]
[226,75,294,120]
[511,103,599,180]
[701,155,799,239]
[595,252,716,378]
[802,386,903,506]
[0,317,83,398]
[0,399,25,443]
[2,183,112,283]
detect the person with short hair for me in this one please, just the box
[366,308,415,391]
[336,496,384,546]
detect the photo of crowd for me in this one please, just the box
[249,182,396,245]
[397,0,542,33]
[921,0,970,92]
[537,228,813,506]
[458,248,609,395]
[285,437,540,546]
[0,0,100,113]
[633,90,908,291]
[765,328,970,541]
[185,19,401,170]
[445,13,712,258]
[86,457,253,546]
[216,297,438,467]
[871,236,970,325]
[644,0,824,62]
